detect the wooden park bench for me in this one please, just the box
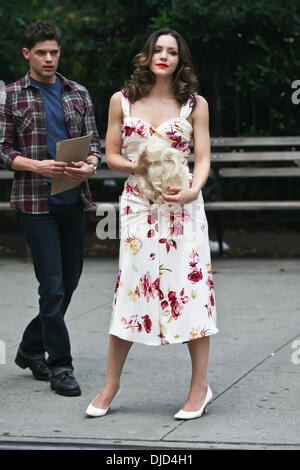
[1,136,300,256]
[207,137,300,254]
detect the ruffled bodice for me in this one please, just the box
[121,93,194,162]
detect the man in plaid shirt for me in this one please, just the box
[0,21,102,396]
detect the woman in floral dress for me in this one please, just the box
[86,28,218,420]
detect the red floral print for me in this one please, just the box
[125,181,142,198]
[139,272,156,302]
[158,331,169,345]
[147,229,155,238]
[121,315,139,333]
[142,314,152,333]
[190,326,210,339]
[187,250,203,284]
[206,274,214,291]
[159,238,177,253]
[204,263,215,316]
[188,268,203,284]
[166,206,192,237]
[121,314,152,334]
[152,277,164,300]
[121,120,147,138]
[160,288,189,320]
[115,269,122,294]
[147,207,159,238]
[123,205,133,215]
[165,123,191,153]
[123,125,135,136]
[136,122,146,136]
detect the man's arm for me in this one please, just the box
[11,155,67,176]
[82,88,102,166]
[63,87,102,182]
[0,90,21,170]
[0,91,67,176]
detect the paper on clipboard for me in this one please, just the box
[51,132,92,195]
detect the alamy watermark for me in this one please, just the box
[0,340,6,364]
[291,80,300,104]
[95,199,207,242]
[291,339,300,365]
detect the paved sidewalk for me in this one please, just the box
[0,256,299,450]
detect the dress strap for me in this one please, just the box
[121,90,130,117]
[180,95,195,119]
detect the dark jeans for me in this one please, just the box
[19,203,85,371]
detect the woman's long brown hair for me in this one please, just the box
[124,28,199,107]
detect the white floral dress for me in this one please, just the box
[108,91,218,345]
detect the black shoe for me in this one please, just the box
[50,371,81,396]
[15,351,49,381]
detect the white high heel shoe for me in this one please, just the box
[174,385,212,420]
[85,390,120,417]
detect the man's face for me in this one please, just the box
[22,40,60,83]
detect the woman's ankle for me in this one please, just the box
[189,381,208,396]
[103,382,120,394]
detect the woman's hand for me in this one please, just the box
[162,186,198,206]
[130,150,149,176]
[63,161,94,182]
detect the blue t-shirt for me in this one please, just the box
[30,75,81,206]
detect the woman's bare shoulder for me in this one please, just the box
[191,94,209,121]
[110,90,123,104]
[108,91,124,118]
[195,94,208,109]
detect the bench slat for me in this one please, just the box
[0,169,128,180]
[101,137,300,148]
[2,200,300,212]
[88,201,300,211]
[211,151,300,162]
[0,170,12,179]
[219,167,300,177]
[204,201,300,210]
[0,202,13,210]
[210,136,300,147]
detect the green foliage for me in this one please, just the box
[1,0,300,136]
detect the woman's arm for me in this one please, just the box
[189,95,211,195]
[105,91,148,176]
[162,95,211,205]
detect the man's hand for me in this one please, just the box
[63,161,94,182]
[37,160,67,178]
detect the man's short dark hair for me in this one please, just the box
[24,20,60,49]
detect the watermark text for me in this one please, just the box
[0,340,6,364]
[291,339,300,365]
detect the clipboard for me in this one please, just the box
[51,132,92,195]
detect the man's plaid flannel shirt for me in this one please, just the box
[0,72,102,213]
